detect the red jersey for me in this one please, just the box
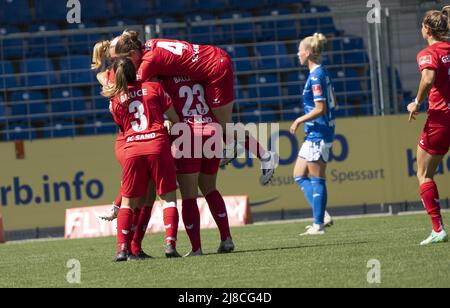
[137,39,222,83]
[111,81,173,158]
[417,41,450,119]
[160,76,218,135]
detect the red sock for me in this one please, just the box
[182,199,201,252]
[163,202,179,247]
[114,192,122,207]
[131,206,152,256]
[130,208,140,243]
[116,208,133,254]
[244,134,266,160]
[205,190,231,241]
[420,181,443,232]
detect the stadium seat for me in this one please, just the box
[27,23,66,56]
[260,8,298,41]
[194,0,228,11]
[247,74,281,101]
[114,0,152,18]
[10,91,46,125]
[254,43,292,70]
[0,0,32,24]
[229,0,261,9]
[145,16,185,40]
[105,19,141,28]
[59,56,94,84]
[36,0,68,21]
[185,13,219,44]
[80,0,111,21]
[225,46,253,72]
[52,120,75,138]
[0,60,18,88]
[8,123,30,141]
[221,11,255,43]
[20,58,57,87]
[0,26,25,59]
[153,0,192,14]
[65,22,103,55]
[50,88,88,121]
[299,6,336,37]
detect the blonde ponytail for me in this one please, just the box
[302,33,328,62]
[91,40,111,71]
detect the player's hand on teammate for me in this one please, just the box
[407,100,420,122]
[164,120,173,134]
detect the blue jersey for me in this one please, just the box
[302,65,336,143]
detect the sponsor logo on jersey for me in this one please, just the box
[419,55,432,66]
[441,54,450,64]
[144,41,153,52]
[312,84,323,96]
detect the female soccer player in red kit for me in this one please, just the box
[103,57,181,261]
[161,76,234,256]
[407,6,450,246]
[111,31,277,185]
[92,42,155,259]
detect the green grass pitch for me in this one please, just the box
[0,212,449,288]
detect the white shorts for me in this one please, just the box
[298,140,333,163]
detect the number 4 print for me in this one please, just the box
[156,41,186,56]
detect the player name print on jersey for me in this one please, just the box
[120,88,148,103]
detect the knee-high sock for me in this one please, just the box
[420,181,443,232]
[163,202,179,247]
[116,208,133,254]
[131,205,152,255]
[311,177,327,225]
[206,190,231,241]
[294,176,314,208]
[182,199,201,252]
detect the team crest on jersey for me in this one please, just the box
[419,55,432,66]
[312,84,322,96]
[442,54,450,64]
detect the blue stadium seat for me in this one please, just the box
[10,91,46,122]
[194,0,228,10]
[221,11,255,43]
[0,0,32,24]
[0,26,25,59]
[300,6,336,37]
[254,43,292,70]
[80,0,111,20]
[0,95,6,120]
[287,71,307,97]
[59,56,94,84]
[52,121,75,138]
[248,74,281,99]
[20,58,57,87]
[114,0,152,18]
[105,19,141,28]
[260,8,297,40]
[153,0,192,14]
[145,16,184,40]
[27,24,66,56]
[229,0,261,9]
[50,88,88,120]
[36,0,68,21]
[186,13,219,44]
[65,22,103,55]
[8,123,30,140]
[332,36,367,65]
[0,60,18,88]
[225,46,253,72]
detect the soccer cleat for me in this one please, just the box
[420,230,448,246]
[300,224,325,236]
[184,248,203,257]
[127,254,145,262]
[305,212,334,230]
[137,249,153,259]
[113,250,128,262]
[220,140,238,167]
[217,237,235,254]
[259,151,278,186]
[165,244,182,258]
[99,204,120,222]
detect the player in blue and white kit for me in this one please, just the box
[290,33,336,236]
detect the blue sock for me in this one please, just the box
[294,176,313,208]
[311,177,327,225]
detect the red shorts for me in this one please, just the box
[115,136,126,168]
[206,49,235,109]
[175,156,221,175]
[121,153,177,198]
[418,119,450,156]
